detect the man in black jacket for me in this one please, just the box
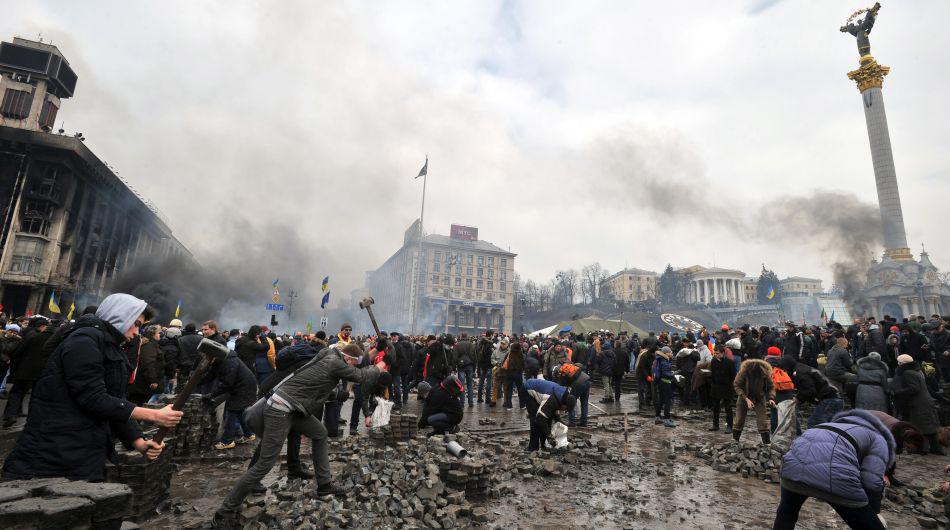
[206,351,258,450]
[235,325,268,378]
[177,324,203,391]
[778,355,842,428]
[454,333,476,408]
[2,317,53,428]
[418,375,464,435]
[394,334,414,406]
[475,331,495,403]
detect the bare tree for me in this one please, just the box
[581,263,609,305]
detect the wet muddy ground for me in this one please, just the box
[142,391,947,529]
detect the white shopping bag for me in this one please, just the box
[551,421,570,449]
[773,399,798,440]
[371,397,395,428]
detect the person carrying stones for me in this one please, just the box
[418,374,465,436]
[523,377,575,452]
[732,356,775,444]
[213,343,386,528]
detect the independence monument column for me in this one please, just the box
[841,3,912,261]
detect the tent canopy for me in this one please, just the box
[540,317,646,338]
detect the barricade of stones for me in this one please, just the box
[105,440,175,520]
[238,436,486,528]
[368,413,418,444]
[694,439,790,483]
[883,484,950,528]
[0,477,132,529]
[147,395,219,457]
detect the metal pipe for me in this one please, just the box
[446,441,468,459]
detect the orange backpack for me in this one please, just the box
[772,367,794,391]
[558,363,582,382]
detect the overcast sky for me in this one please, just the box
[3,1,948,305]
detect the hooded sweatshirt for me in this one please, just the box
[96,294,147,335]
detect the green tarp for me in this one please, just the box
[538,317,646,338]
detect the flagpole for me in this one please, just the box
[411,157,428,335]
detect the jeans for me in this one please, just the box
[679,372,693,406]
[248,427,305,471]
[222,409,251,443]
[504,373,525,407]
[568,379,592,426]
[349,385,363,430]
[323,401,341,437]
[427,412,455,434]
[637,376,652,407]
[401,375,412,404]
[477,367,492,402]
[628,353,637,372]
[711,397,734,429]
[525,394,543,451]
[2,379,34,421]
[459,366,474,405]
[808,397,844,428]
[602,375,613,399]
[217,407,330,518]
[654,381,672,419]
[389,374,403,406]
[611,374,623,401]
[772,487,884,530]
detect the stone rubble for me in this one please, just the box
[147,395,220,459]
[106,441,176,519]
[0,478,133,529]
[693,439,790,483]
[368,413,419,444]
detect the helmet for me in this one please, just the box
[169,319,183,328]
[441,374,465,397]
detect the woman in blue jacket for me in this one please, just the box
[773,408,895,529]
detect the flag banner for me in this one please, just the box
[48,292,61,314]
[175,299,182,318]
[306,319,312,335]
[766,284,776,300]
[67,302,76,320]
[321,292,330,309]
[272,278,279,288]
[415,157,428,179]
[830,310,836,322]
[322,276,329,292]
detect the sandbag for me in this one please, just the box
[773,399,798,440]
[551,421,569,449]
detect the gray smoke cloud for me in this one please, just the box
[590,130,882,310]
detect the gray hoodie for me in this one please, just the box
[96,293,147,334]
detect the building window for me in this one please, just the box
[477,268,483,277]
[487,280,493,290]
[488,269,494,278]
[467,254,473,264]
[488,256,494,266]
[455,277,461,287]
[20,201,53,236]
[477,256,484,266]
[433,263,440,273]
[466,291,472,299]
[465,279,472,288]
[434,251,442,262]
[431,275,439,284]
[442,276,449,285]
[443,289,449,297]
[466,267,473,276]
[455,266,461,275]
[487,293,494,301]
[501,270,507,280]
[476,280,483,289]
[38,100,58,130]
[476,291,482,299]
[500,281,506,292]
[9,237,46,274]
[501,258,507,268]
[1,89,33,119]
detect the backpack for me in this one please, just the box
[558,363,582,383]
[772,367,794,391]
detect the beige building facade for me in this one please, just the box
[601,268,657,302]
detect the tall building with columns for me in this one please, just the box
[840,8,950,318]
[683,266,747,306]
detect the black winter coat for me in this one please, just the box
[2,315,141,481]
[177,332,202,372]
[476,338,494,370]
[455,340,475,370]
[393,339,413,377]
[209,353,258,411]
[158,337,180,379]
[235,336,268,373]
[10,328,54,381]
[788,361,837,403]
[612,348,629,377]
[420,385,463,426]
[423,342,451,380]
[709,357,735,399]
[130,339,164,398]
[892,362,939,435]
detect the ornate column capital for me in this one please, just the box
[847,55,890,92]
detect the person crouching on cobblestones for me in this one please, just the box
[733,356,775,445]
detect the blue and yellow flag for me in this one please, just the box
[67,301,76,320]
[766,284,776,300]
[321,276,329,292]
[321,292,330,309]
[48,292,61,314]
[175,299,182,318]
[306,318,312,335]
[272,278,279,288]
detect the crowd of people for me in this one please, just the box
[0,294,948,529]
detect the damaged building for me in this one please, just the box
[0,36,189,317]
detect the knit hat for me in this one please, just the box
[890,326,900,333]
[4,324,19,332]
[767,346,781,357]
[721,324,731,331]
[868,351,881,361]
[660,346,672,354]
[897,354,914,365]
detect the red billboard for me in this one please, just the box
[450,224,478,241]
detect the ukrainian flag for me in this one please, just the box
[766,285,776,300]
[322,276,329,292]
[175,299,182,318]
[48,292,61,314]
[321,292,330,309]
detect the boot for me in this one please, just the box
[732,429,741,442]
[760,431,771,445]
[288,466,315,480]
[313,482,348,498]
[927,434,946,455]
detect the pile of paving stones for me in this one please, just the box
[238,435,495,528]
[368,413,419,444]
[147,395,220,458]
[105,441,176,520]
[694,439,790,483]
[883,484,950,528]
[476,418,497,426]
[0,477,133,529]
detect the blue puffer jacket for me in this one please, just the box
[780,408,896,508]
[652,351,674,382]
